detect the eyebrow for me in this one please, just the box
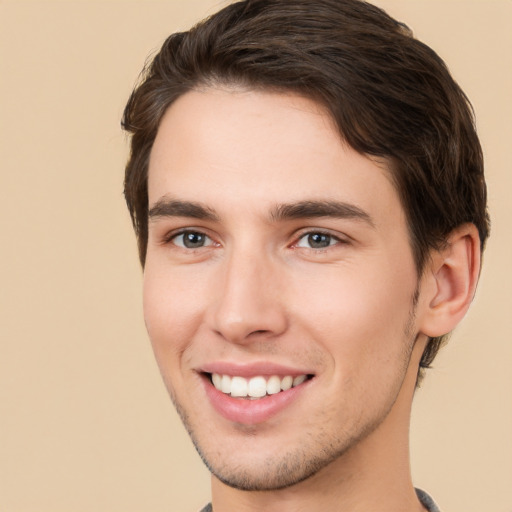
[269,200,375,227]
[148,198,219,221]
[148,197,374,227]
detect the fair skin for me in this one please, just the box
[144,88,480,512]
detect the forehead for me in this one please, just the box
[148,87,402,225]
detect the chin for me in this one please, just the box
[184,415,379,492]
[198,446,336,491]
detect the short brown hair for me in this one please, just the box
[122,0,489,373]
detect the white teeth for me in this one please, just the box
[280,375,293,391]
[293,375,307,387]
[230,376,248,397]
[211,373,309,398]
[212,373,222,389]
[248,376,267,398]
[221,374,231,394]
[266,375,282,395]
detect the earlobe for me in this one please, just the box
[419,223,481,338]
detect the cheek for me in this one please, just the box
[142,265,205,368]
[291,259,416,369]
[295,265,417,420]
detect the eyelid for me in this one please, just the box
[162,227,217,248]
[292,228,349,246]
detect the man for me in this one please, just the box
[122,0,489,510]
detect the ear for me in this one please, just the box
[419,223,481,338]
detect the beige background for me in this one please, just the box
[0,1,510,511]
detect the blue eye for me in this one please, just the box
[173,231,213,249]
[297,232,337,249]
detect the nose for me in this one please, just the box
[207,247,288,344]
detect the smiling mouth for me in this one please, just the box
[208,373,313,399]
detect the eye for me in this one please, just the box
[172,230,214,249]
[296,232,339,249]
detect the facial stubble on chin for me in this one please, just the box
[165,292,420,492]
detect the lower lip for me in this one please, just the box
[202,376,310,425]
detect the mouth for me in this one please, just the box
[208,373,313,399]
[199,363,315,424]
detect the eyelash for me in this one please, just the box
[164,229,216,249]
[163,228,346,252]
[293,230,346,251]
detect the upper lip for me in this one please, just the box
[199,361,313,378]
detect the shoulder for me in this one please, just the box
[416,488,442,512]
[200,492,439,512]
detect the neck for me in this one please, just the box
[210,339,428,512]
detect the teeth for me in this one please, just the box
[266,375,281,395]
[211,373,222,389]
[248,376,267,398]
[293,375,307,386]
[230,376,248,397]
[211,373,309,398]
[221,374,231,394]
[280,375,293,391]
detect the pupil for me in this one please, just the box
[184,232,204,248]
[308,233,330,248]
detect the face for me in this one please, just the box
[144,88,426,491]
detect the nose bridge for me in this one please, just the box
[210,242,287,343]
